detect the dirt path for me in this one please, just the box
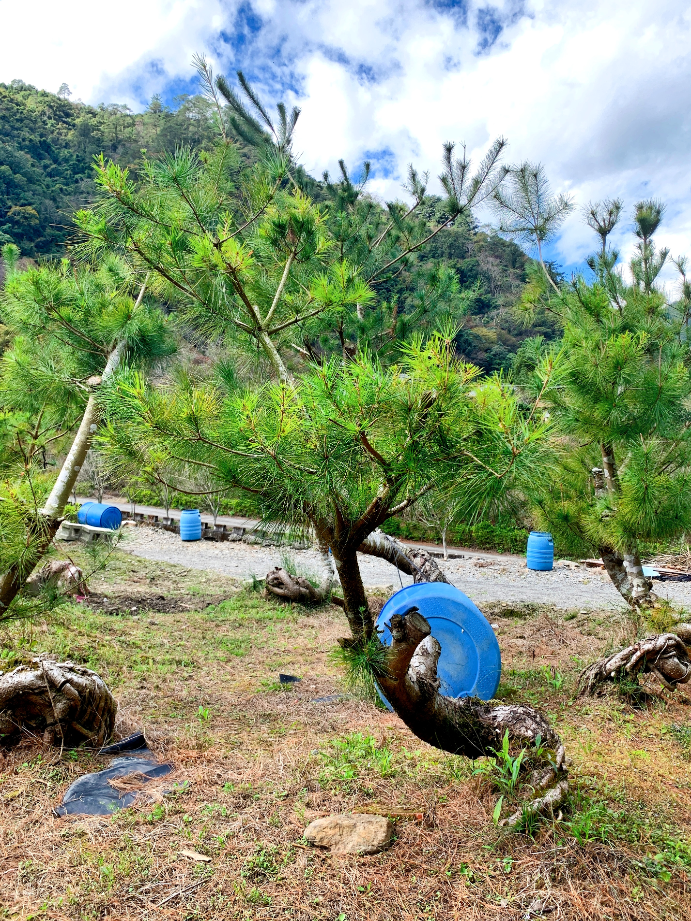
[118,526,691,610]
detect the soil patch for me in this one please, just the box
[84,591,228,616]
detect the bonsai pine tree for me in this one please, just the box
[0,248,171,618]
[81,70,570,809]
[75,64,509,385]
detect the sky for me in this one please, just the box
[1,0,690,281]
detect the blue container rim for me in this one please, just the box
[181,508,200,513]
[529,531,552,537]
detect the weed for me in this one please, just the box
[666,723,691,760]
[473,731,526,794]
[197,706,211,724]
[644,599,683,635]
[241,845,281,882]
[541,665,565,690]
[319,732,396,786]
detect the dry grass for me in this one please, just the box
[1,552,691,919]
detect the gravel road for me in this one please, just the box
[119,526,691,610]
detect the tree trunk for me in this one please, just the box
[579,633,691,695]
[358,530,449,583]
[333,550,373,640]
[377,606,564,758]
[599,545,655,609]
[0,339,127,617]
[592,467,655,609]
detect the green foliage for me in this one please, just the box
[330,634,392,701]
[382,516,530,554]
[319,731,395,786]
[472,731,526,794]
[0,80,218,257]
[521,208,691,565]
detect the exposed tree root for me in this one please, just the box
[265,542,337,605]
[265,567,329,604]
[0,658,116,747]
[578,633,691,696]
[502,778,569,828]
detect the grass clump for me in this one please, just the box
[319,732,396,786]
[330,633,392,703]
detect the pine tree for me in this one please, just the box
[523,203,691,607]
[0,248,172,618]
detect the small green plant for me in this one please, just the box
[197,706,211,724]
[473,731,526,794]
[319,732,396,786]
[241,845,280,882]
[541,666,565,690]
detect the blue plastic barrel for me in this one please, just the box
[375,583,501,709]
[180,509,202,541]
[82,503,122,530]
[77,501,95,524]
[527,531,554,571]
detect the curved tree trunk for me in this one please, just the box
[376,605,564,761]
[266,527,567,817]
[591,467,656,608]
[579,633,691,695]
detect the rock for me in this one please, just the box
[303,813,393,855]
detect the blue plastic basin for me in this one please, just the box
[527,531,554,571]
[375,583,501,709]
[180,509,202,541]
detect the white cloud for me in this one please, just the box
[0,0,231,105]
[1,0,690,272]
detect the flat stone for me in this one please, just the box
[303,813,393,855]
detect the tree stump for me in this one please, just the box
[0,659,116,747]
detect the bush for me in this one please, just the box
[381,517,530,554]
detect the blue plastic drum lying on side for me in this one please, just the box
[180,508,202,541]
[78,502,122,530]
[77,502,94,523]
[526,531,554,571]
[375,583,501,710]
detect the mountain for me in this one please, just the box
[0,80,216,257]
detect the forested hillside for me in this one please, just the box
[0,81,217,257]
[0,79,557,369]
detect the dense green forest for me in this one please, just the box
[0,80,556,371]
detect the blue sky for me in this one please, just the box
[1,0,691,283]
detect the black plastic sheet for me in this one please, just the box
[54,732,173,816]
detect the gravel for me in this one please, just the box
[119,526,691,610]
